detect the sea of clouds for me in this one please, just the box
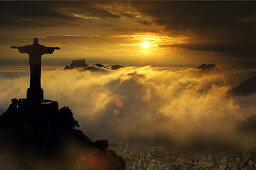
[1,66,256,150]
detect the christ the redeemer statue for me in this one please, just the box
[11,38,60,103]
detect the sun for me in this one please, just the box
[141,42,150,48]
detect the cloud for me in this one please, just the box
[0,2,121,28]
[132,1,256,59]
[16,35,102,45]
[2,1,256,64]
[160,43,256,58]
[136,20,152,25]
[121,11,141,18]
[238,16,256,23]
[1,66,256,149]
[1,1,256,60]
[65,2,121,19]
[0,2,74,28]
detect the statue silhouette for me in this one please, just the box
[11,38,60,102]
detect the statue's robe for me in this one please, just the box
[17,44,56,101]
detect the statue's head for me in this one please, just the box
[33,38,39,45]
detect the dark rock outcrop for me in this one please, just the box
[95,64,108,69]
[0,99,125,170]
[65,60,124,72]
[65,60,109,72]
[65,59,88,70]
[64,65,70,70]
[196,64,216,71]
[229,76,256,96]
[111,65,124,70]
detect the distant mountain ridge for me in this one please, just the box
[196,64,216,71]
[65,59,124,72]
[229,76,256,96]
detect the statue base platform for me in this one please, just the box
[9,98,59,112]
[27,88,44,103]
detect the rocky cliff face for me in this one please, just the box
[0,98,125,170]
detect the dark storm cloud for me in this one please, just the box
[16,35,102,46]
[133,1,256,59]
[137,20,152,26]
[133,2,256,32]
[0,2,74,28]
[62,2,121,19]
[1,1,256,60]
[18,35,101,41]
[161,43,256,58]
[0,2,120,28]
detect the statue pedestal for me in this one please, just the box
[27,88,44,103]
[9,98,58,112]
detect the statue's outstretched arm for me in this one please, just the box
[11,45,26,49]
[41,46,60,55]
[11,46,18,49]
[11,45,31,54]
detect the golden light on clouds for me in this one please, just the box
[138,41,153,55]
[112,33,189,58]
[5,31,192,65]
[1,1,254,66]
[0,1,194,65]
[114,33,188,47]
[71,13,100,20]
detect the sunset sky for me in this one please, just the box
[2,1,256,152]
[0,1,255,66]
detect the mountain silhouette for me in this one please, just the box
[196,64,216,71]
[111,65,124,70]
[0,98,125,170]
[65,59,89,69]
[65,60,124,71]
[229,76,256,96]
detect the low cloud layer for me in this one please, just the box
[1,66,256,149]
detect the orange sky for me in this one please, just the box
[0,2,255,66]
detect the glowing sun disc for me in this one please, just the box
[141,42,150,48]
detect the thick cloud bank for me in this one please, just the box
[1,66,256,149]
